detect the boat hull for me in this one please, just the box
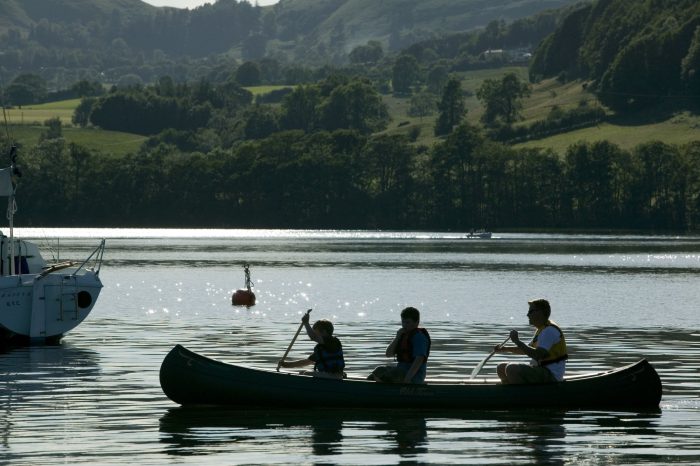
[0,270,103,344]
[160,345,662,409]
[466,232,492,239]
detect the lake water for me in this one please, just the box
[1,229,699,464]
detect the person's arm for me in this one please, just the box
[495,345,526,355]
[494,332,525,355]
[302,313,323,343]
[386,328,404,357]
[509,330,548,361]
[403,355,426,383]
[278,358,314,368]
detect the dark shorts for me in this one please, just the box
[368,365,407,383]
[507,363,557,383]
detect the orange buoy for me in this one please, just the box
[232,263,256,307]
[232,289,256,306]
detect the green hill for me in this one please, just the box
[271,0,580,53]
[0,0,582,84]
[0,0,155,35]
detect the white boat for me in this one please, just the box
[466,230,492,239]
[0,145,105,345]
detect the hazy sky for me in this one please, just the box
[143,0,278,8]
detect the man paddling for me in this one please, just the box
[494,298,568,384]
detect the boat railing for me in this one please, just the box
[72,239,106,276]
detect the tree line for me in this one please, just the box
[5,122,699,231]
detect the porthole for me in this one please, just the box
[77,291,92,309]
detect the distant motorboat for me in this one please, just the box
[466,230,492,239]
[0,145,105,345]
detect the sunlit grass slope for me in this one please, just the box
[383,67,700,152]
[3,99,80,125]
[3,125,147,157]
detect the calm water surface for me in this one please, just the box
[1,230,699,464]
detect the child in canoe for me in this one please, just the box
[368,306,431,384]
[278,313,345,379]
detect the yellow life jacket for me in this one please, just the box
[532,320,568,366]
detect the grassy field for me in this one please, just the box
[2,99,81,125]
[381,66,533,146]
[515,112,700,153]
[518,78,599,123]
[244,85,294,95]
[3,125,147,157]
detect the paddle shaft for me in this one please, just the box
[469,335,511,379]
[277,309,312,371]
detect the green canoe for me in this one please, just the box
[159,344,662,409]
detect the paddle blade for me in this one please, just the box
[469,352,494,379]
[469,335,510,379]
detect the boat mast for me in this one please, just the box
[1,101,15,276]
[7,145,17,275]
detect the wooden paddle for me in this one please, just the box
[276,309,312,372]
[469,335,510,380]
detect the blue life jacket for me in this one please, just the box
[313,337,345,374]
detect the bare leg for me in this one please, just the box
[505,364,526,384]
[497,362,508,383]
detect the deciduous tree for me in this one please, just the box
[392,54,419,95]
[434,77,465,136]
[477,72,530,126]
[320,80,389,134]
[5,73,47,105]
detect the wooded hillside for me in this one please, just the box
[530,0,700,112]
[0,0,581,88]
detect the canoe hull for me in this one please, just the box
[160,345,662,409]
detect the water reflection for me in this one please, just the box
[0,344,101,461]
[157,404,674,464]
[0,343,102,396]
[160,408,573,463]
[160,408,432,459]
[382,415,428,457]
[528,417,567,465]
[562,410,665,461]
[308,416,344,456]
[159,408,347,457]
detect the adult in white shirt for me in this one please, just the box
[494,298,568,384]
